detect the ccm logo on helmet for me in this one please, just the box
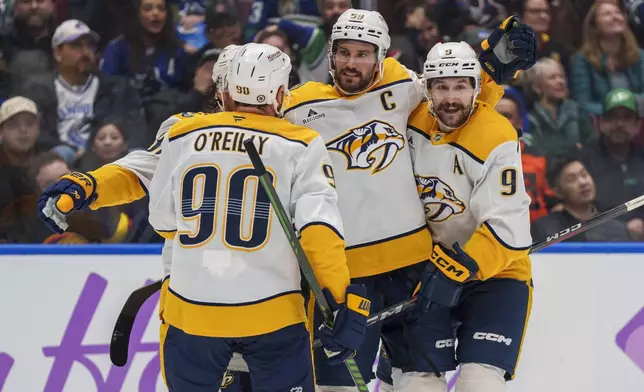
[345,26,365,30]
[439,63,460,67]
[473,332,513,346]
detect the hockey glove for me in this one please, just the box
[37,172,98,234]
[416,243,479,312]
[479,15,537,84]
[316,284,371,366]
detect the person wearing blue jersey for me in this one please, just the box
[100,0,189,97]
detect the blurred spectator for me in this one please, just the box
[18,20,147,164]
[0,0,13,36]
[395,5,441,73]
[0,96,40,166]
[497,86,557,223]
[457,27,492,55]
[531,151,633,242]
[570,1,644,116]
[176,1,208,54]
[244,0,321,42]
[186,10,241,79]
[101,0,189,98]
[2,0,56,70]
[26,150,69,191]
[624,0,644,47]
[266,0,350,83]
[519,0,570,72]
[254,27,300,86]
[580,88,644,240]
[527,57,594,155]
[76,121,129,172]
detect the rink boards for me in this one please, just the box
[0,243,643,392]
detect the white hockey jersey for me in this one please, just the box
[147,111,350,338]
[284,58,506,278]
[408,101,532,282]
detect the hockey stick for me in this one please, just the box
[110,190,644,367]
[244,139,369,392]
[110,279,162,366]
[310,193,644,349]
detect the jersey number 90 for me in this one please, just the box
[179,164,274,250]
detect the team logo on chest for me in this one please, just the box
[326,120,405,174]
[415,175,466,222]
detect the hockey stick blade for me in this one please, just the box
[245,139,369,392]
[110,279,162,367]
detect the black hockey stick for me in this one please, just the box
[110,279,162,366]
[244,139,369,392]
[110,189,644,367]
[310,193,644,349]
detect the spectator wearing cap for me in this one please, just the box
[100,0,188,98]
[518,0,570,73]
[580,88,644,240]
[570,1,644,116]
[186,10,241,80]
[531,151,633,242]
[17,19,147,164]
[176,1,208,54]
[0,96,41,167]
[527,57,594,156]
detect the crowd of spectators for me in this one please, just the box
[0,0,642,244]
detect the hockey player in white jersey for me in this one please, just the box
[378,41,533,392]
[281,8,536,391]
[37,10,536,392]
[148,43,370,391]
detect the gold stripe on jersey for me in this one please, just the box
[155,230,177,240]
[346,225,433,278]
[463,222,531,281]
[88,164,147,209]
[163,288,306,337]
[299,223,350,303]
[167,111,319,146]
[284,58,414,113]
[512,281,533,380]
[159,322,169,387]
[408,101,519,164]
[478,73,504,107]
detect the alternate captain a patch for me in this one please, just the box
[415,175,465,222]
[326,120,404,174]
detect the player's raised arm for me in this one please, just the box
[290,135,350,303]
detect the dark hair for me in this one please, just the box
[545,149,584,189]
[26,151,69,184]
[206,10,239,32]
[122,0,181,73]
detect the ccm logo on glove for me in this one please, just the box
[429,246,473,283]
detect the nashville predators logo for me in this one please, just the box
[326,120,405,174]
[221,371,234,388]
[416,175,465,222]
